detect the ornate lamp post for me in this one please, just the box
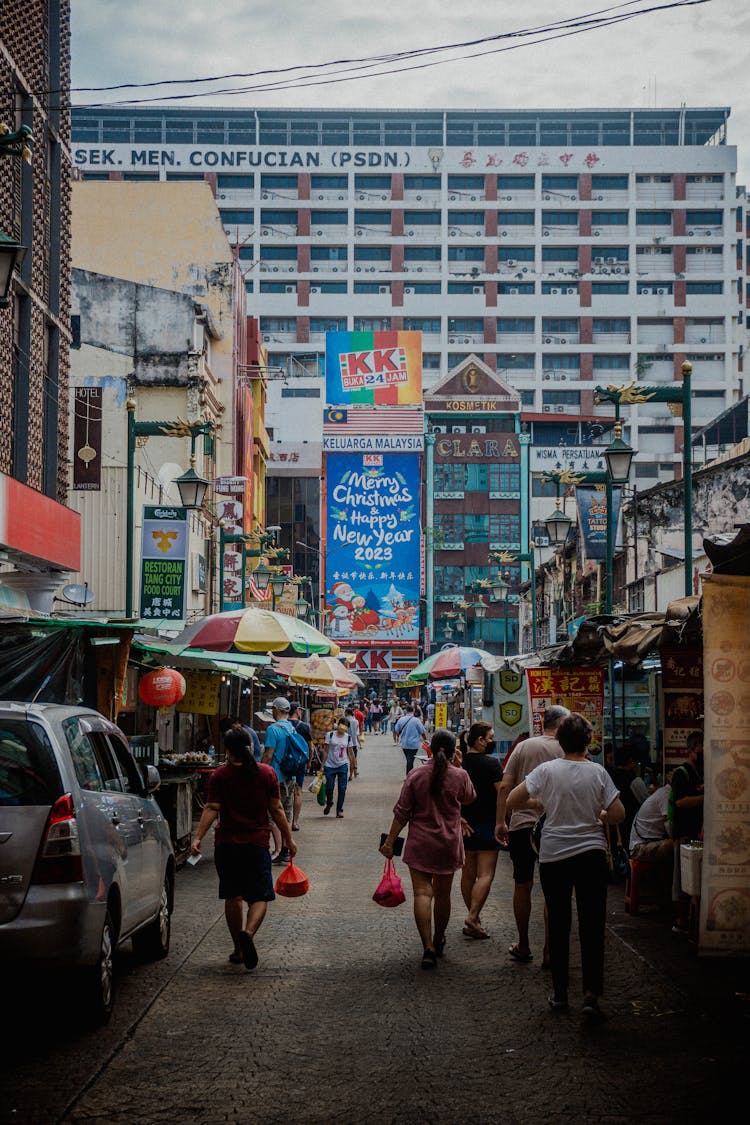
[490,570,510,657]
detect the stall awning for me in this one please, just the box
[131,637,271,678]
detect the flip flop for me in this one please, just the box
[463,923,490,940]
[228,953,244,965]
[239,931,258,971]
[508,944,534,963]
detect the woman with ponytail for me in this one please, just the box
[191,728,296,971]
[380,729,476,970]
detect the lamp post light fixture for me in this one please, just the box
[173,461,210,510]
[295,594,310,620]
[603,420,635,485]
[544,505,573,547]
[252,561,272,592]
[490,570,510,657]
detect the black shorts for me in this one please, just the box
[464,822,501,852]
[215,843,275,903]
[508,827,537,884]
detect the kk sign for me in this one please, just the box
[351,650,393,672]
[326,331,422,406]
[140,506,187,624]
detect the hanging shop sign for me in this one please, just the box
[575,486,622,562]
[72,387,103,490]
[175,671,221,716]
[139,506,188,624]
[661,645,704,763]
[527,667,605,746]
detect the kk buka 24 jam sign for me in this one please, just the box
[325,330,422,406]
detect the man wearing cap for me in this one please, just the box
[261,697,297,864]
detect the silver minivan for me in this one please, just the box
[0,703,174,1022]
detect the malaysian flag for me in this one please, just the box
[323,406,423,435]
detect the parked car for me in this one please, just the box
[0,703,174,1022]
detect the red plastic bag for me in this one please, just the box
[372,859,406,908]
[274,858,310,897]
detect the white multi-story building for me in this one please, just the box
[72,106,745,499]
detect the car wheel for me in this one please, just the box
[82,909,116,1025]
[132,873,172,962]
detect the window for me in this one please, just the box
[489,513,521,544]
[593,354,630,369]
[497,211,534,225]
[637,282,673,294]
[261,209,297,226]
[354,210,391,225]
[310,318,346,332]
[636,174,672,184]
[261,282,298,293]
[353,245,390,261]
[311,210,347,224]
[542,318,578,335]
[434,464,464,493]
[542,211,579,226]
[423,352,441,367]
[448,175,484,191]
[636,210,672,225]
[500,283,535,294]
[520,389,535,406]
[404,318,440,332]
[599,246,629,261]
[238,246,254,260]
[594,318,630,333]
[464,464,488,491]
[261,174,298,190]
[260,317,296,332]
[405,175,441,190]
[498,246,534,261]
[541,282,578,295]
[245,281,253,294]
[687,174,723,184]
[218,174,254,189]
[435,513,464,543]
[219,209,254,224]
[313,282,347,293]
[260,245,297,260]
[312,245,348,260]
[281,387,321,398]
[448,282,479,294]
[448,246,484,261]
[404,210,441,225]
[686,210,724,225]
[355,175,391,190]
[497,175,534,190]
[542,390,581,406]
[311,174,348,190]
[354,318,391,331]
[542,175,578,191]
[405,283,441,294]
[0,720,60,806]
[542,246,578,261]
[448,211,484,225]
[591,211,628,225]
[592,175,629,190]
[489,464,521,493]
[532,476,559,498]
[463,513,489,541]
[686,245,722,255]
[404,246,441,261]
[543,354,580,369]
[448,318,483,333]
[497,318,534,333]
[497,353,534,368]
[686,282,723,294]
[434,566,465,596]
[593,282,628,294]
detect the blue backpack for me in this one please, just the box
[279,725,310,778]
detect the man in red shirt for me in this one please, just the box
[353,703,365,733]
[191,729,296,970]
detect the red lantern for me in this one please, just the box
[139,668,186,707]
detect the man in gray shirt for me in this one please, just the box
[394,704,426,775]
[495,706,569,965]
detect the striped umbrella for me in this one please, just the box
[408,645,490,682]
[172,607,340,656]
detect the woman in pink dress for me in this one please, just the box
[380,729,476,969]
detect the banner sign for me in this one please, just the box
[435,702,448,729]
[140,506,188,623]
[661,645,704,762]
[576,486,622,562]
[176,671,221,716]
[73,387,103,490]
[531,446,608,473]
[527,667,605,746]
[325,452,420,646]
[493,667,529,748]
[326,331,422,406]
[699,574,750,956]
[323,434,424,452]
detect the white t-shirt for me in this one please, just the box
[525,758,620,863]
[629,784,670,851]
[503,735,564,831]
[324,730,351,768]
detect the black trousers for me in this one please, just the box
[539,848,609,1001]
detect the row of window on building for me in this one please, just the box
[252,280,728,296]
[261,315,725,336]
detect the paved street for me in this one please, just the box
[2,733,747,1125]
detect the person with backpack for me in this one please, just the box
[262,697,309,864]
[289,702,313,832]
[322,716,355,817]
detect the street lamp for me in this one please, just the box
[545,505,573,546]
[173,461,209,510]
[603,421,634,485]
[491,570,510,657]
[295,594,310,620]
[252,561,272,592]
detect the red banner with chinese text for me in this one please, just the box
[526,667,605,746]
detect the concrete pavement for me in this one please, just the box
[2,732,747,1124]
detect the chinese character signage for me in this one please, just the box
[325,331,422,406]
[527,667,605,745]
[176,671,221,716]
[324,452,420,646]
[699,574,750,956]
[576,487,622,562]
[139,506,187,624]
[661,645,704,762]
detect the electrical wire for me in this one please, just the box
[46,0,708,109]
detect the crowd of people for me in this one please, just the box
[191,692,701,1022]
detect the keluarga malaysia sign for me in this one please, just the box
[324,453,420,646]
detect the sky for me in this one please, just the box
[71,0,750,182]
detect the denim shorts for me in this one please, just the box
[464,821,501,852]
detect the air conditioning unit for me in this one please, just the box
[449,194,457,201]
[432,425,447,433]
[310,286,321,294]
[262,192,270,199]
[449,228,459,236]
[593,256,604,264]
[317,194,325,200]
[448,337,457,344]
[504,195,513,201]
[700,336,708,343]
[355,228,364,236]
[378,285,389,294]
[549,288,561,295]
[593,230,601,236]
[543,229,550,237]
[688,230,695,236]
[542,404,553,412]
[544,194,552,200]
[596,195,604,200]
[354,266,362,272]
[472,285,483,294]
[656,287,667,294]
[262,334,271,342]
[358,193,366,200]
[218,192,227,200]
[272,267,279,272]
[556,405,566,413]
[501,230,508,237]
[407,229,416,236]
[313,266,320,272]
[565,287,577,294]
[463,337,471,343]
[544,336,553,343]
[416,194,422,201]
[508,287,519,295]
[506,259,516,267]
[285,285,295,293]
[404,286,415,294]
[368,267,377,272]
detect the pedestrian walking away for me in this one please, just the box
[507,713,625,1021]
[380,728,476,970]
[262,697,300,863]
[495,705,568,966]
[459,722,503,941]
[394,704,426,774]
[289,702,313,832]
[323,717,355,817]
[190,728,296,971]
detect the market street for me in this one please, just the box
[2,733,746,1125]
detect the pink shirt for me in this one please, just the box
[394,763,476,875]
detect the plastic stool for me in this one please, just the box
[624,857,659,914]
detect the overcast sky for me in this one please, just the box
[72,0,750,183]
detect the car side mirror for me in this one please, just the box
[142,764,161,794]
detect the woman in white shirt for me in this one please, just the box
[323,719,354,818]
[507,713,625,1021]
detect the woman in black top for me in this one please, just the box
[460,721,503,939]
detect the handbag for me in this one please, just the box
[274,857,310,898]
[308,771,324,795]
[606,825,629,883]
[316,779,328,806]
[372,859,406,908]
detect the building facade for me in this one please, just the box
[0,2,80,612]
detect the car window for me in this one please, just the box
[63,718,105,792]
[0,720,62,806]
[105,733,143,796]
[86,732,124,793]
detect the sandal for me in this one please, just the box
[421,949,438,970]
[508,944,534,963]
[462,922,490,940]
[434,936,446,958]
[548,995,569,1011]
[228,953,244,965]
